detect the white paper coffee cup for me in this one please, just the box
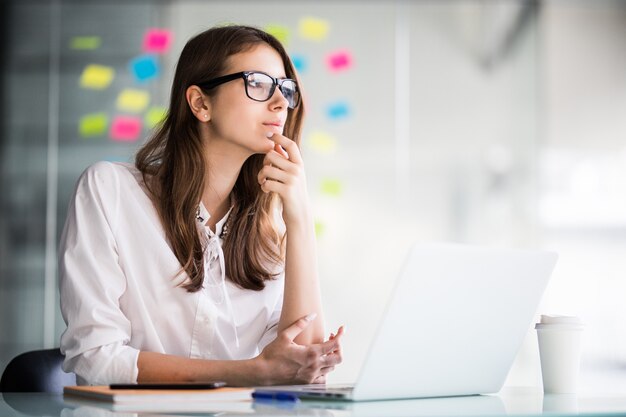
[535,315,584,394]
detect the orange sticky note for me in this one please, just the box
[110,116,142,142]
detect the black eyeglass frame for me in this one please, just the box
[196,71,301,109]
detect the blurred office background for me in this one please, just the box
[1,0,625,392]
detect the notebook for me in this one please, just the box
[63,385,253,411]
[253,242,558,401]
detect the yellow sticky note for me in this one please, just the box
[314,220,325,237]
[116,89,150,113]
[70,36,102,50]
[299,17,329,41]
[79,64,115,90]
[145,106,168,129]
[320,178,342,197]
[308,131,336,154]
[79,113,108,137]
[265,24,290,46]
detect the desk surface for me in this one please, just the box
[2,387,626,417]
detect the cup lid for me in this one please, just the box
[535,314,584,330]
[539,315,582,325]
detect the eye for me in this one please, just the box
[247,73,273,89]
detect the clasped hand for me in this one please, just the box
[256,314,345,385]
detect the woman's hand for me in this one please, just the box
[255,314,345,385]
[258,133,310,226]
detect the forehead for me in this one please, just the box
[225,43,286,78]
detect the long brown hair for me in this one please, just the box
[136,25,305,292]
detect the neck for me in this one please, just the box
[201,137,250,231]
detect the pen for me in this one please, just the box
[252,391,300,402]
[109,382,227,390]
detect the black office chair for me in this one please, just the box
[0,348,76,393]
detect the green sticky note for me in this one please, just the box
[145,106,168,129]
[265,24,290,46]
[314,220,325,237]
[320,178,342,197]
[69,36,102,50]
[79,113,108,137]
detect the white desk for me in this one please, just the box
[3,387,626,416]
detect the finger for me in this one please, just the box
[274,142,289,159]
[257,165,291,185]
[321,351,343,367]
[267,133,303,164]
[318,365,335,376]
[260,178,286,195]
[332,326,345,343]
[312,375,326,384]
[311,337,340,356]
[280,313,317,342]
[264,150,296,172]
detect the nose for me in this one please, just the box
[268,85,289,111]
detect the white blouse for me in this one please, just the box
[59,161,284,385]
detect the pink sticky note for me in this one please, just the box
[326,49,353,73]
[143,28,172,54]
[110,116,142,141]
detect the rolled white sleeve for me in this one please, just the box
[257,275,284,351]
[59,161,139,385]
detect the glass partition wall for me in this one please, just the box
[1,0,624,392]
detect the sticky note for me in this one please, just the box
[143,28,172,54]
[326,49,353,72]
[265,24,290,46]
[299,17,329,41]
[116,89,150,113]
[70,36,101,50]
[314,220,325,237]
[79,113,108,137]
[308,131,336,154]
[291,54,308,73]
[110,116,142,142]
[130,55,159,83]
[327,101,350,120]
[320,178,342,197]
[145,106,168,129]
[79,64,115,90]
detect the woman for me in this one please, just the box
[59,25,344,386]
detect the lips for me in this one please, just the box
[262,121,285,128]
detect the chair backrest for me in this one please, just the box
[0,348,76,393]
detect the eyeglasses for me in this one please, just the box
[197,71,300,109]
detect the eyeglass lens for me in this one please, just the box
[245,72,299,108]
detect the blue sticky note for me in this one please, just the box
[327,101,350,120]
[291,54,307,73]
[130,55,159,82]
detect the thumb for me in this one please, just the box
[281,313,317,342]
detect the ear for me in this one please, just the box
[186,85,212,122]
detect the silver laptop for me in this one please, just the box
[253,242,558,401]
